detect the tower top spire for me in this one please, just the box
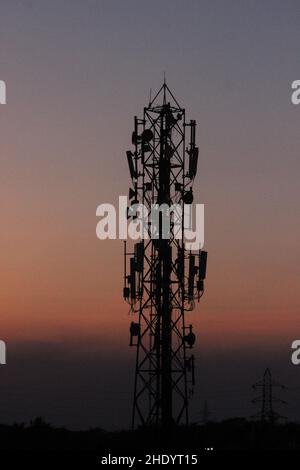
[148,80,181,109]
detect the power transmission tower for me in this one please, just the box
[252,368,286,424]
[201,400,212,425]
[123,82,207,428]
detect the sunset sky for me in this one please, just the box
[0,0,300,429]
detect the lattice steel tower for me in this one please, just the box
[123,82,207,428]
[252,368,286,424]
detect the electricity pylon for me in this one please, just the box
[252,368,286,424]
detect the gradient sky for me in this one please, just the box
[0,0,300,429]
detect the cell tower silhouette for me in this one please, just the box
[252,368,286,424]
[123,82,207,428]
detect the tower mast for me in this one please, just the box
[124,82,207,428]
